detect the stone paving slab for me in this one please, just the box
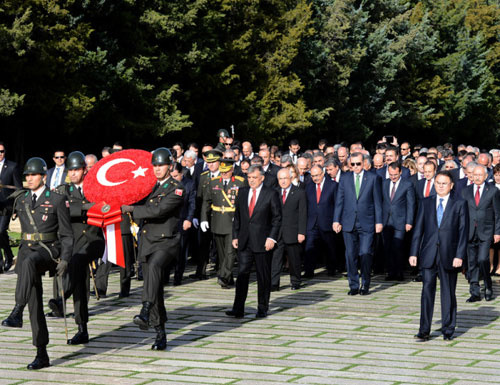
[1,266,500,385]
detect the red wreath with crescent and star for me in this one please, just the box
[82,149,156,267]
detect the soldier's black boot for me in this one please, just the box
[27,346,50,370]
[152,325,167,350]
[133,302,152,330]
[67,324,89,345]
[47,297,64,318]
[2,304,24,328]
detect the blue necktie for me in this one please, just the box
[53,167,60,188]
[437,198,444,228]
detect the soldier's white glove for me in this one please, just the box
[193,218,199,228]
[200,221,210,232]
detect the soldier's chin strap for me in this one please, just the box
[23,202,57,263]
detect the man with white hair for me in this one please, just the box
[183,150,197,178]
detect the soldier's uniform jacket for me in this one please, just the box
[13,186,73,274]
[57,183,104,251]
[133,177,185,260]
[201,175,246,235]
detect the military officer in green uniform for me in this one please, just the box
[215,129,230,152]
[121,148,184,350]
[48,151,105,345]
[191,149,222,279]
[201,159,246,288]
[1,157,73,370]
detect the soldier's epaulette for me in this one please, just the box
[234,176,245,182]
[51,188,64,195]
[8,189,27,201]
[211,176,220,181]
[170,180,178,187]
[201,170,209,176]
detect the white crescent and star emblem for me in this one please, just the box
[96,158,148,187]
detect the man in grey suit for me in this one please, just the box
[461,164,500,302]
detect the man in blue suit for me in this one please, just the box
[382,162,416,281]
[410,171,468,341]
[304,165,338,278]
[333,152,383,295]
[376,146,411,180]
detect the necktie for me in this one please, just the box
[424,180,431,197]
[390,182,396,201]
[54,167,61,188]
[316,183,321,204]
[282,189,287,204]
[249,188,256,217]
[333,176,336,182]
[437,198,444,228]
[475,186,480,206]
[153,182,160,193]
[223,180,228,192]
[32,193,37,209]
[78,186,82,196]
[355,174,361,199]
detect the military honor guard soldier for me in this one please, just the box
[47,151,106,344]
[201,158,246,288]
[1,157,73,369]
[121,148,184,350]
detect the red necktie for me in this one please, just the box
[249,188,256,217]
[316,183,321,204]
[282,189,287,204]
[475,186,480,206]
[333,176,336,182]
[424,180,431,197]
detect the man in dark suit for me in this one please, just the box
[251,155,278,189]
[376,146,411,180]
[462,164,500,302]
[0,142,22,272]
[333,152,383,295]
[410,171,468,341]
[304,165,338,277]
[416,161,437,200]
[169,162,196,286]
[271,168,307,290]
[46,150,68,190]
[226,165,281,318]
[381,162,416,281]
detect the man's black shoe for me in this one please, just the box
[485,292,493,301]
[2,304,24,327]
[48,298,64,318]
[173,279,182,286]
[152,326,167,350]
[414,332,430,342]
[27,347,50,370]
[3,259,12,272]
[291,285,301,290]
[225,310,244,318]
[359,288,370,296]
[255,311,268,319]
[412,274,423,282]
[118,291,130,299]
[67,324,89,345]
[133,302,152,330]
[347,289,359,296]
[466,295,481,303]
[443,334,454,341]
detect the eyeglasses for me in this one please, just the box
[401,147,409,150]
[351,162,362,166]
[54,156,65,159]
[0,150,5,153]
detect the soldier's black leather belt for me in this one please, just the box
[22,232,58,241]
[211,205,235,213]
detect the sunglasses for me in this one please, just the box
[0,150,5,153]
[54,156,65,159]
[351,162,362,166]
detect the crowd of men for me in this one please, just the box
[0,131,500,368]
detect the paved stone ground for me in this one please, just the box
[1,264,500,385]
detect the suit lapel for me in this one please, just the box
[357,173,368,199]
[478,184,489,208]
[440,195,455,226]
